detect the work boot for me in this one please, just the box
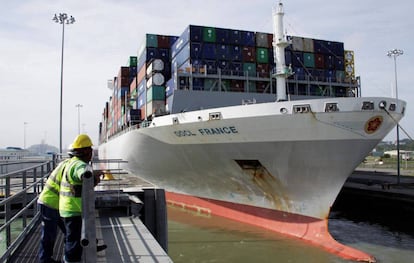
[97,244,107,252]
[96,239,107,252]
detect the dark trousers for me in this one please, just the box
[38,204,65,263]
[63,216,83,262]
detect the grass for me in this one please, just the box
[358,156,414,175]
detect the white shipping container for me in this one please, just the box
[146,59,165,75]
[147,73,165,87]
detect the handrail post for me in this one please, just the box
[81,168,96,262]
[5,175,11,248]
[22,170,27,228]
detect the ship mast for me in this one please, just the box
[272,1,291,101]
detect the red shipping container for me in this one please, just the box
[267,33,274,48]
[230,80,244,92]
[140,105,146,120]
[256,81,270,93]
[157,35,170,48]
[242,46,256,62]
[130,76,137,93]
[117,77,130,88]
[118,66,130,78]
[137,65,146,84]
[256,63,270,78]
[315,53,325,68]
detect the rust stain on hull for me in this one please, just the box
[235,160,291,212]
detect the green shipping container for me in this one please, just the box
[243,63,256,77]
[246,81,256,93]
[147,85,165,102]
[127,56,137,67]
[203,27,216,42]
[256,48,269,63]
[204,79,218,91]
[336,70,345,82]
[146,34,158,47]
[303,53,315,68]
[220,80,231,91]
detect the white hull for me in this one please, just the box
[99,97,405,219]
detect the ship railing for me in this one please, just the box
[0,159,56,262]
[176,65,360,98]
[102,121,144,144]
[91,158,130,205]
[140,120,152,128]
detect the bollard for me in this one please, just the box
[81,168,97,262]
[143,188,168,252]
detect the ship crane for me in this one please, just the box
[273,1,292,101]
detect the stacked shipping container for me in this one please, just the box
[169,25,275,94]
[100,56,138,139]
[287,37,345,82]
[100,34,178,140]
[134,34,177,120]
[99,25,357,143]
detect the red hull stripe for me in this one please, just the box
[166,191,376,262]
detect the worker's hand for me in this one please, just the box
[93,170,103,186]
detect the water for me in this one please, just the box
[167,206,414,263]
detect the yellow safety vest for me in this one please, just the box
[38,159,70,210]
[59,157,89,218]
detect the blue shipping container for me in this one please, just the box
[166,78,175,97]
[325,55,335,69]
[216,44,231,60]
[335,57,345,70]
[241,31,255,46]
[203,59,218,74]
[202,43,217,59]
[230,62,243,75]
[230,45,242,61]
[216,28,230,44]
[192,78,204,90]
[229,30,242,45]
[137,91,146,108]
[291,51,304,67]
[137,79,146,96]
[190,42,203,59]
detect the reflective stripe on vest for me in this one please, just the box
[38,159,70,209]
[59,157,86,216]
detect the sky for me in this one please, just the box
[0,0,413,150]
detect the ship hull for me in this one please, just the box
[98,97,404,262]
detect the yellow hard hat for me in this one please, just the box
[69,134,93,149]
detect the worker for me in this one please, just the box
[38,157,70,263]
[59,134,102,263]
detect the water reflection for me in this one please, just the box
[168,206,346,263]
[168,206,414,263]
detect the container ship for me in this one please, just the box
[98,2,405,262]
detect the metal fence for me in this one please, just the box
[0,159,56,262]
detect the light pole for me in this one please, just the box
[53,13,75,154]
[75,104,83,134]
[387,48,403,184]
[23,122,28,149]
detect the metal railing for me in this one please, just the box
[0,159,56,262]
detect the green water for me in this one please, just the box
[167,207,414,263]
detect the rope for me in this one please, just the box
[382,108,413,141]
[309,110,367,138]
[309,106,413,141]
